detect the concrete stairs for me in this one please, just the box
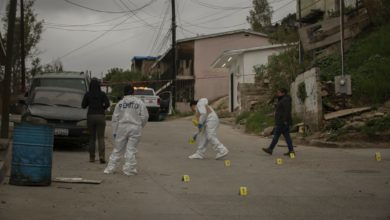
[239,83,272,111]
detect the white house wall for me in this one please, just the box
[229,47,286,112]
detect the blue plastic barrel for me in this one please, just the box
[10,123,54,186]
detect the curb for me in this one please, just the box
[295,138,390,149]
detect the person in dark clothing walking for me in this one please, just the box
[82,79,110,163]
[262,88,295,156]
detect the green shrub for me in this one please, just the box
[235,111,251,124]
[325,118,346,130]
[245,110,274,133]
[361,116,390,137]
[316,24,390,105]
[235,106,274,133]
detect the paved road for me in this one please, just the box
[1,118,390,220]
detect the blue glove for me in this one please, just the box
[197,123,203,129]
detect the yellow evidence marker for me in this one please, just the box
[188,137,196,144]
[182,175,190,182]
[276,158,283,165]
[239,186,248,196]
[224,160,231,167]
[289,152,296,159]
[375,152,381,162]
[192,118,199,127]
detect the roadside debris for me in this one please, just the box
[53,177,102,184]
[324,107,371,120]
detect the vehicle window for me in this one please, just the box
[32,90,83,108]
[31,78,87,92]
[134,89,154,96]
[159,93,170,99]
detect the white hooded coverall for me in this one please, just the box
[192,98,228,159]
[104,95,148,175]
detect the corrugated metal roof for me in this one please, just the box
[177,29,268,43]
[132,56,159,61]
[211,43,295,68]
[150,29,269,69]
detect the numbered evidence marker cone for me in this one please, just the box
[188,137,196,144]
[375,152,381,162]
[239,186,248,196]
[276,158,283,165]
[182,175,190,182]
[289,152,296,159]
[224,160,231,167]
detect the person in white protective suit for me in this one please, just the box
[188,98,229,160]
[104,84,149,176]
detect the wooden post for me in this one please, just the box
[20,0,26,92]
[1,0,18,138]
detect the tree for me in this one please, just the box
[254,47,310,94]
[104,68,144,100]
[30,57,41,76]
[247,0,273,33]
[42,59,64,73]
[2,0,44,93]
[269,13,299,44]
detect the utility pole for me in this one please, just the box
[340,0,345,77]
[1,0,18,138]
[20,0,26,92]
[171,0,177,109]
[298,0,303,64]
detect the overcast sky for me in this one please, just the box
[0,0,295,78]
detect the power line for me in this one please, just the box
[179,26,198,36]
[63,30,147,60]
[272,0,296,12]
[58,15,133,59]
[45,22,159,32]
[180,22,248,30]
[45,14,129,27]
[182,9,244,27]
[155,30,171,55]
[63,0,156,14]
[149,2,170,54]
[190,0,251,10]
[118,0,155,28]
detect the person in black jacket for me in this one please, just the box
[262,88,295,156]
[82,78,110,163]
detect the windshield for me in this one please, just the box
[31,78,87,92]
[32,90,83,108]
[134,89,154,96]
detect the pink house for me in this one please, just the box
[151,29,271,109]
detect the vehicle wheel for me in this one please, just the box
[153,111,160,121]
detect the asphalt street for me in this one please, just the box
[0,118,389,220]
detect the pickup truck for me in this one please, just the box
[134,87,160,121]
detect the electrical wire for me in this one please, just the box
[63,0,156,14]
[148,1,170,54]
[155,30,171,55]
[272,0,296,12]
[45,14,129,27]
[45,22,159,32]
[190,0,251,10]
[58,15,133,59]
[118,0,155,28]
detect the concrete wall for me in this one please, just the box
[193,33,270,101]
[299,0,357,19]
[176,101,191,113]
[290,68,323,131]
